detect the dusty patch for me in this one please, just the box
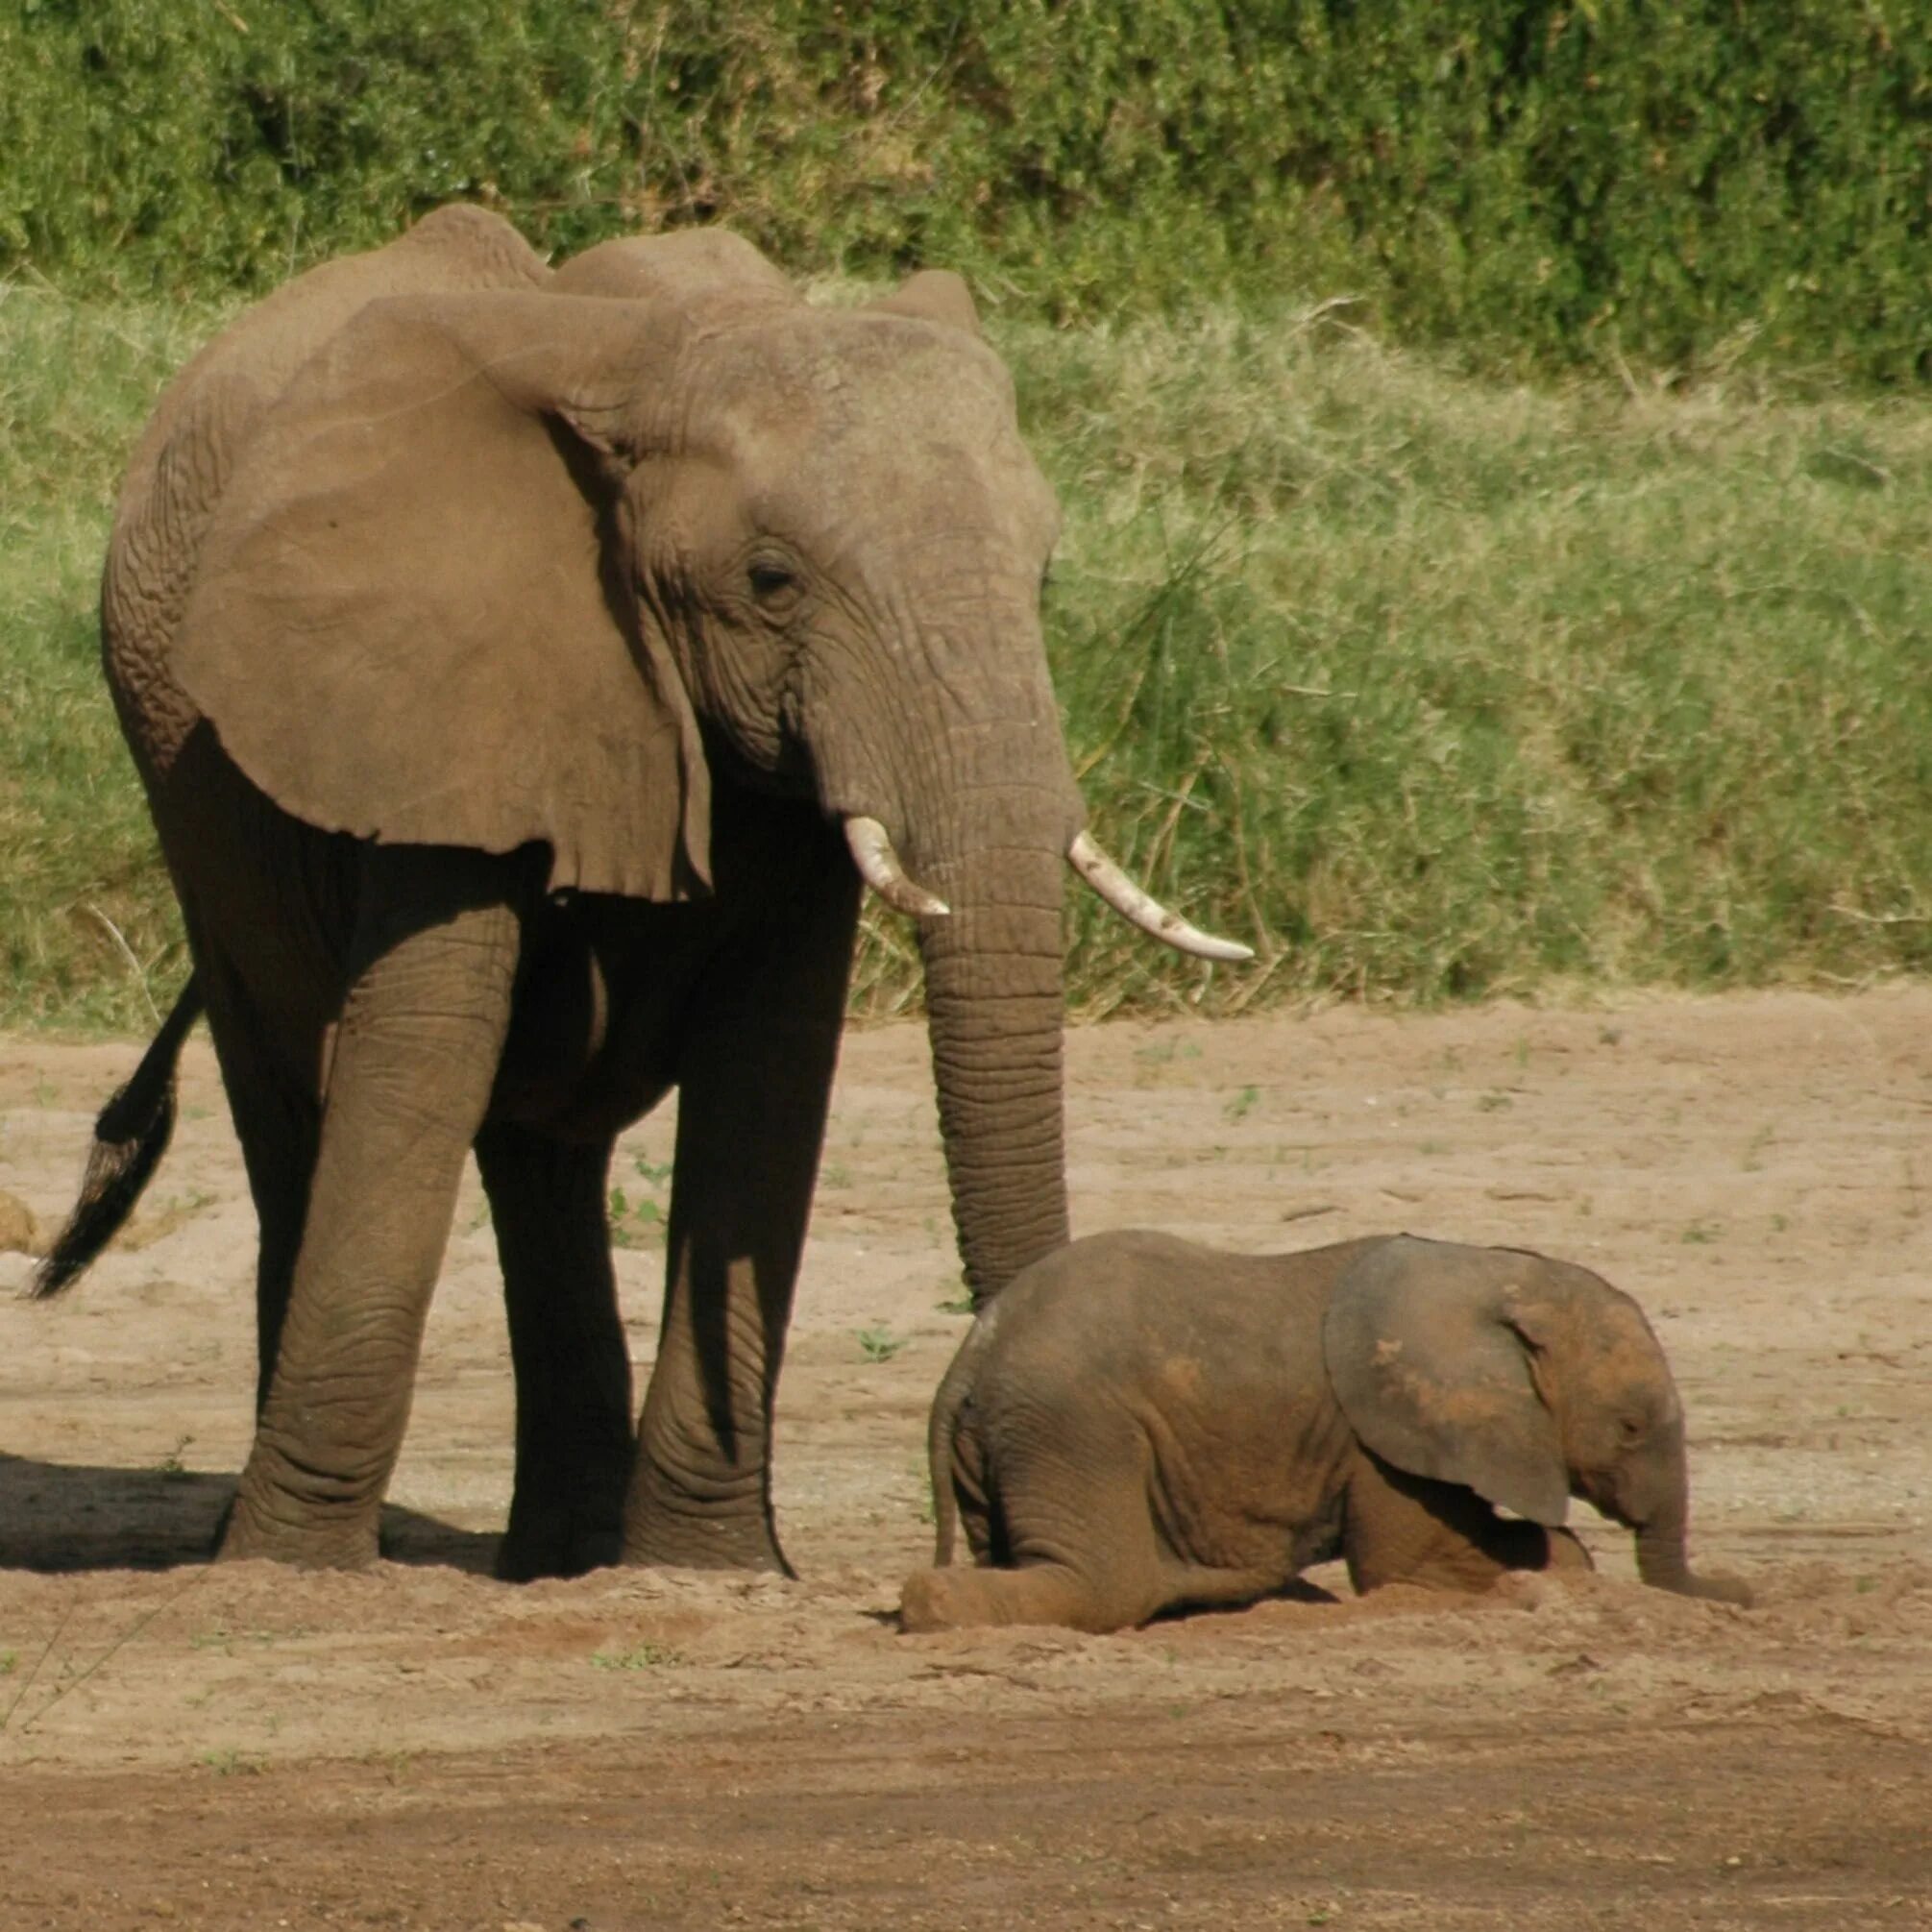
[2,988,1930,1927]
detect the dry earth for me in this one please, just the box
[1,988,1929,1929]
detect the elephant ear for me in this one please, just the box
[1324,1235,1570,1527]
[174,287,711,899]
[866,269,984,337]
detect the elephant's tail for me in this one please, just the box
[926,1309,999,1567]
[32,975,205,1299]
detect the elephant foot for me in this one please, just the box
[621,1455,794,1574]
[900,1565,981,1631]
[620,1508,792,1575]
[899,1561,1119,1633]
[497,1516,623,1583]
[1542,1527,1596,1576]
[497,1456,628,1581]
[215,1485,380,1570]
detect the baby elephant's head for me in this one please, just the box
[1324,1235,1750,1605]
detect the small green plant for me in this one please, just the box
[1135,1038,1202,1067]
[199,1749,263,1776]
[857,1324,906,1364]
[605,1154,673,1247]
[1224,1084,1259,1122]
[607,1185,666,1250]
[153,1433,194,1481]
[369,1747,417,1783]
[1679,1220,1722,1245]
[0,1651,16,1677]
[936,1293,974,1316]
[591,1640,683,1671]
[1477,1092,1513,1113]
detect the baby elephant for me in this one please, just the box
[900,1231,1750,1633]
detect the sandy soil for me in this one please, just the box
[1,988,1928,1929]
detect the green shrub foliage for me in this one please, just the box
[3,1,1926,379]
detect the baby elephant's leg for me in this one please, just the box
[902,1439,1176,1634]
[1543,1526,1595,1575]
[1345,1451,1590,1595]
[900,1560,1127,1633]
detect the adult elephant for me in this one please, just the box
[37,207,1246,1579]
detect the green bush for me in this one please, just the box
[2,2,1926,381]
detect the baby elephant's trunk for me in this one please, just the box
[1634,1484,1752,1605]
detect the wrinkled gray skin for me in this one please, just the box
[901,1231,1750,1632]
[49,208,1235,1579]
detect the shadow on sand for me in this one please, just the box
[0,1453,499,1575]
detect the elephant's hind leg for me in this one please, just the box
[475,1123,632,1581]
[901,1462,1174,1634]
[899,1556,1149,1634]
[195,950,321,1420]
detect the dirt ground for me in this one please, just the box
[1,987,1928,1930]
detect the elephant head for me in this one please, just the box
[1324,1235,1750,1603]
[166,223,1244,1302]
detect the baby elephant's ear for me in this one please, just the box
[1324,1235,1570,1527]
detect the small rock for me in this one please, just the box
[0,1189,43,1257]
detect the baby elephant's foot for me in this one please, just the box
[900,1565,984,1632]
[1543,1526,1596,1575]
[900,1561,1131,1634]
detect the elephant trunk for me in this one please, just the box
[1631,1457,1752,1605]
[912,816,1071,1305]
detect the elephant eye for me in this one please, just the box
[747,561,800,606]
[1616,1414,1647,1446]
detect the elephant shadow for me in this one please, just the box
[0,1453,499,1575]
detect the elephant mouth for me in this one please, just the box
[843,816,1253,962]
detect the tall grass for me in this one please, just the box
[0,283,221,1031]
[1003,307,1932,1015]
[4,283,1929,1034]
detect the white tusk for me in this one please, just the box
[1067,831,1255,962]
[844,817,950,918]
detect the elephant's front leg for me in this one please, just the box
[1342,1450,1590,1596]
[476,1122,631,1581]
[623,846,860,1574]
[223,850,522,1568]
